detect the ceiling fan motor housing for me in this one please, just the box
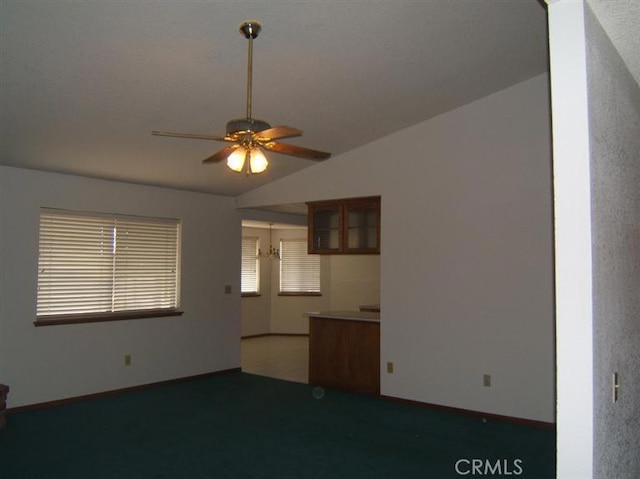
[226,118,271,135]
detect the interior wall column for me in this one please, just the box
[545,1,593,478]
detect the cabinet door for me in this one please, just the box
[308,317,380,395]
[308,203,342,253]
[344,199,380,253]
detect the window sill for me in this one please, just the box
[241,292,261,298]
[278,292,322,297]
[34,309,184,327]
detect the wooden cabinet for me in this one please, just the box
[0,383,8,429]
[307,196,380,254]
[308,317,380,395]
[307,202,342,253]
[344,198,380,253]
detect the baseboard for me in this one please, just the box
[242,333,310,339]
[7,368,241,413]
[8,369,555,431]
[379,394,556,430]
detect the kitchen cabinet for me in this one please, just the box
[307,312,380,395]
[307,196,380,254]
[307,202,342,253]
[0,383,8,429]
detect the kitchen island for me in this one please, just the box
[305,311,380,395]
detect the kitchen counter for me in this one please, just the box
[305,310,380,323]
[359,304,380,313]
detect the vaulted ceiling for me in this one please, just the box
[3,1,551,197]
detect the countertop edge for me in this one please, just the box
[304,311,380,323]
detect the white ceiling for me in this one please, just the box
[1,0,552,197]
[2,1,637,200]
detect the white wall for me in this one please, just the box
[237,74,555,422]
[329,255,380,311]
[0,166,241,407]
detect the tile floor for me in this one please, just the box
[241,335,309,384]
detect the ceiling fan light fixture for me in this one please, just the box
[226,146,268,174]
[249,148,268,174]
[227,148,247,172]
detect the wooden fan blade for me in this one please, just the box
[202,144,241,164]
[262,141,331,161]
[255,126,302,141]
[152,130,232,142]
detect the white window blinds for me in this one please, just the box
[241,236,259,294]
[279,238,320,293]
[37,209,180,317]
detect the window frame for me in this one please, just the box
[34,208,183,327]
[278,238,321,296]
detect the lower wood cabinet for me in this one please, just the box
[308,317,380,395]
[0,383,9,429]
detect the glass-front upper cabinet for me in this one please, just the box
[309,202,341,253]
[307,196,380,254]
[344,199,380,253]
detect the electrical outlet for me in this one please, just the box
[225,285,232,294]
[483,374,491,387]
[124,354,132,366]
[387,362,394,374]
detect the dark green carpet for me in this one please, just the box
[0,372,554,478]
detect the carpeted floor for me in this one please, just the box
[0,372,555,478]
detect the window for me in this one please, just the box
[279,238,320,295]
[241,236,259,295]
[36,208,181,325]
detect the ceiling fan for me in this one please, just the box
[152,21,331,175]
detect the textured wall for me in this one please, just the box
[587,4,640,479]
[587,0,640,87]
